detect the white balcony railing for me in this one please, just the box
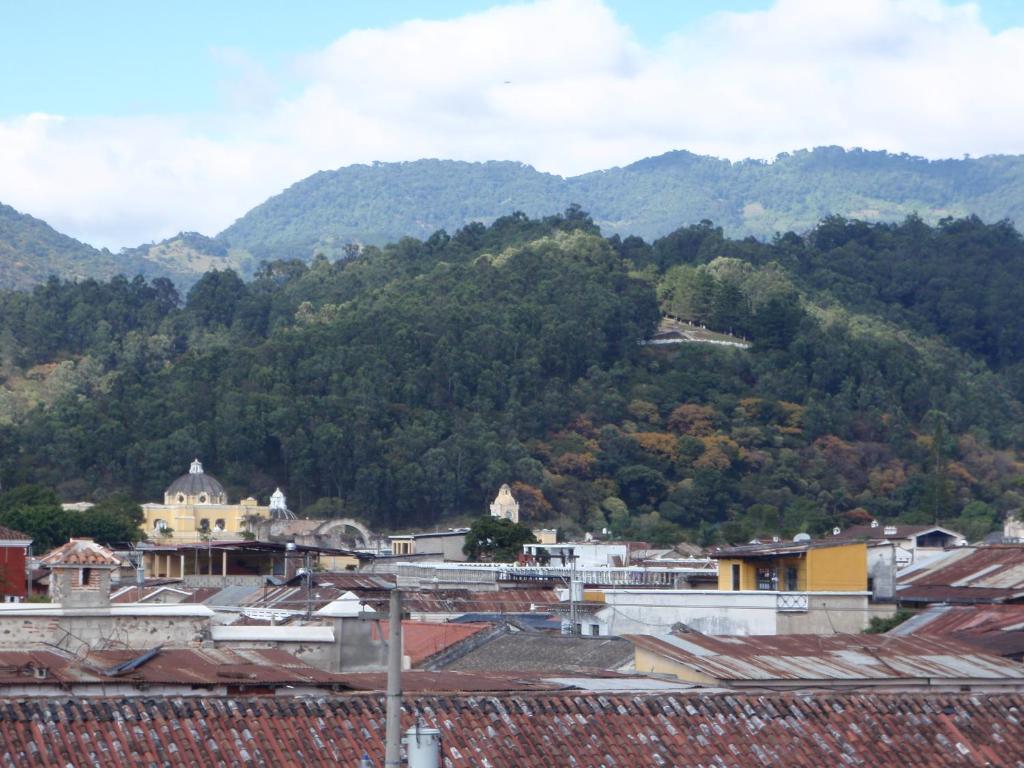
[775,592,809,612]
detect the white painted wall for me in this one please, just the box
[595,590,781,636]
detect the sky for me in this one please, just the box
[2,0,1024,249]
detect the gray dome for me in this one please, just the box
[165,459,226,501]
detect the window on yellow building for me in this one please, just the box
[785,566,798,591]
[756,566,777,591]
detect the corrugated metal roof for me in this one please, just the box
[0,648,350,688]
[830,524,961,542]
[397,588,562,614]
[898,545,1024,603]
[627,631,1024,686]
[891,604,1024,658]
[711,539,861,558]
[1,692,1023,766]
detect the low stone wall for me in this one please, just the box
[0,613,208,653]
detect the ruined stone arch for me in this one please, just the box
[314,518,373,548]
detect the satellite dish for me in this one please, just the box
[793,532,811,542]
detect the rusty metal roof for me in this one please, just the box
[898,545,1024,603]
[392,588,562,614]
[1,692,1023,766]
[0,648,350,688]
[626,631,1024,687]
[830,524,959,542]
[710,539,861,558]
[891,604,1024,658]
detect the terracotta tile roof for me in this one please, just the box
[39,538,121,567]
[1,692,1023,766]
[626,631,1024,687]
[0,524,31,542]
[898,544,1024,603]
[370,621,493,666]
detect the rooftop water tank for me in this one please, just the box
[404,724,441,768]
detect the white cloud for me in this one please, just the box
[0,0,1022,248]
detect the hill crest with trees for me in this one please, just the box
[5,146,1024,289]
[1,208,1022,547]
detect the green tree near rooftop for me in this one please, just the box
[463,516,538,562]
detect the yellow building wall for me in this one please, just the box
[806,543,867,591]
[533,529,558,545]
[142,503,270,541]
[319,554,360,571]
[717,558,762,590]
[718,544,865,592]
[634,647,716,684]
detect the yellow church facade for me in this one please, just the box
[141,459,277,542]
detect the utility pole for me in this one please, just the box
[384,589,403,767]
[569,551,578,636]
[304,550,312,621]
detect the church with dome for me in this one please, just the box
[141,459,291,542]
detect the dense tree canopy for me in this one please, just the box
[1,209,1023,546]
[462,517,538,562]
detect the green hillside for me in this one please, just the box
[1,210,1021,546]
[118,231,253,290]
[6,147,1024,290]
[0,203,136,290]
[218,147,1024,260]
[0,206,246,291]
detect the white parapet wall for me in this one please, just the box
[591,590,871,636]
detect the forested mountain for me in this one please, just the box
[1,210,1022,545]
[118,231,252,287]
[217,148,1024,261]
[0,203,137,290]
[6,147,1024,290]
[0,205,234,291]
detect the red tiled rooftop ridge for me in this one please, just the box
[0,524,31,542]
[0,692,1021,767]
[39,538,121,567]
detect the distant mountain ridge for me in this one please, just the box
[4,146,1024,288]
[217,147,1024,260]
[0,204,131,290]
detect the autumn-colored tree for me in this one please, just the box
[631,432,679,463]
[509,481,553,520]
[551,452,597,478]
[668,403,717,436]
